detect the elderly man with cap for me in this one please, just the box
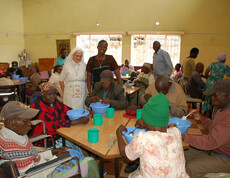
[0,101,72,176]
[184,79,230,178]
[116,93,189,177]
[6,61,24,78]
[140,75,187,118]
[85,69,129,110]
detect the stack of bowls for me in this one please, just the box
[90,102,110,114]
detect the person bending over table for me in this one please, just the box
[0,101,99,178]
[116,93,189,178]
[183,79,230,178]
[85,69,129,110]
[86,40,122,93]
[140,75,187,118]
[30,82,89,155]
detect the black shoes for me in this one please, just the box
[124,162,139,173]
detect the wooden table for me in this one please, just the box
[123,85,140,105]
[57,110,130,178]
[12,79,27,86]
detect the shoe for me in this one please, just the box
[103,170,107,175]
[124,162,139,173]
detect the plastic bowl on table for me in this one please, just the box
[168,117,192,135]
[122,126,146,143]
[12,75,20,79]
[67,109,89,120]
[125,82,134,88]
[19,77,29,83]
[121,71,128,76]
[90,102,110,115]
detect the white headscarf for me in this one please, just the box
[66,47,84,64]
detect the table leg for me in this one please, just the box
[99,157,104,178]
[114,158,119,178]
[62,137,66,147]
[137,90,139,106]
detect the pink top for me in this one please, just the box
[120,65,134,73]
[184,105,230,158]
[125,127,189,178]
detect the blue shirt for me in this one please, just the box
[153,49,173,77]
[55,56,67,66]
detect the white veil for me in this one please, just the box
[66,47,84,64]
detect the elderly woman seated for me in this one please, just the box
[0,101,99,177]
[85,69,129,110]
[29,82,89,150]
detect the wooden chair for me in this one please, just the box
[186,95,203,112]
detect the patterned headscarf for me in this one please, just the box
[143,62,152,73]
[40,82,56,93]
[217,53,226,62]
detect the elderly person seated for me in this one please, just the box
[120,59,134,73]
[6,61,24,78]
[30,82,89,154]
[49,65,63,101]
[140,75,187,118]
[116,94,189,177]
[85,69,129,110]
[28,67,42,94]
[0,101,99,177]
[188,62,205,99]
[184,79,230,177]
[129,62,155,106]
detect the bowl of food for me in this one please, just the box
[168,117,192,135]
[121,71,128,76]
[12,75,20,79]
[19,77,29,83]
[122,126,146,143]
[67,109,89,120]
[125,82,134,88]
[90,102,110,115]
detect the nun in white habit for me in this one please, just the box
[59,47,87,109]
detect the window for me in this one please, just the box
[76,34,122,64]
[131,34,181,66]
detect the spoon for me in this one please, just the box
[128,127,137,136]
[182,110,195,120]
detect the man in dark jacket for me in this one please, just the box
[7,61,24,78]
[85,69,129,110]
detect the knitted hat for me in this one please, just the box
[142,93,169,127]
